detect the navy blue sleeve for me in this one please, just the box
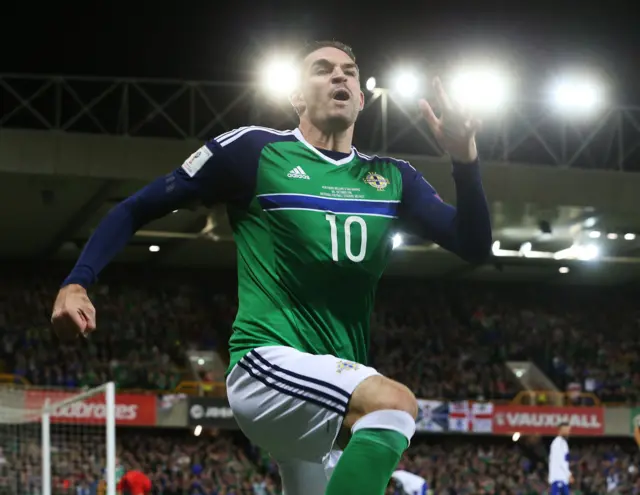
[395,159,492,263]
[62,128,267,288]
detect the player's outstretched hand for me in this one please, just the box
[51,284,97,341]
[418,78,481,164]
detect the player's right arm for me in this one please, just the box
[51,129,250,340]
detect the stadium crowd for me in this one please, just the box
[1,430,639,494]
[1,265,639,404]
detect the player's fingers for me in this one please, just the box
[51,308,80,329]
[83,308,97,331]
[418,99,440,131]
[433,78,453,112]
[52,310,87,341]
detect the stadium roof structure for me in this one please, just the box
[0,74,639,284]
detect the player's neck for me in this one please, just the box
[298,121,353,154]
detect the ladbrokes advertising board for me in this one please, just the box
[492,405,604,436]
[24,391,156,426]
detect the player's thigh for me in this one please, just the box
[226,345,378,462]
[277,458,328,495]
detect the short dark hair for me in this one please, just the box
[297,40,357,65]
[559,422,570,427]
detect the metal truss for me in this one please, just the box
[1,73,640,172]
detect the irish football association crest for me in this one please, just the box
[336,360,360,373]
[364,172,389,191]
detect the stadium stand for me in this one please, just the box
[2,265,639,404]
[1,429,639,494]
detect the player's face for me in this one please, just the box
[296,47,364,132]
[559,425,571,437]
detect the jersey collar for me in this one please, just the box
[293,128,356,166]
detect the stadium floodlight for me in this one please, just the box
[392,233,403,249]
[624,233,636,241]
[519,242,532,256]
[559,266,570,274]
[261,57,299,97]
[554,242,599,261]
[588,230,601,239]
[450,67,511,112]
[149,245,160,253]
[366,77,377,92]
[575,244,599,261]
[551,76,604,113]
[392,71,419,98]
[607,233,618,240]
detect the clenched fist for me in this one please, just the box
[51,284,97,341]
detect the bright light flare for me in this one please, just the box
[551,77,604,113]
[575,244,599,261]
[366,77,377,92]
[450,67,511,112]
[392,234,403,249]
[149,245,160,253]
[624,233,636,241]
[194,425,202,437]
[519,242,532,256]
[261,58,298,97]
[512,432,521,442]
[393,71,419,97]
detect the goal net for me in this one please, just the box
[0,382,117,495]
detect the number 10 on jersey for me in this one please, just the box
[325,214,368,263]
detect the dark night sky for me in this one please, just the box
[1,1,639,103]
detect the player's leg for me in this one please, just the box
[276,458,328,495]
[549,481,565,495]
[325,374,418,495]
[226,346,383,494]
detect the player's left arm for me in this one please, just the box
[396,160,492,264]
[396,77,492,263]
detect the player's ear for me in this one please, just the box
[290,90,304,116]
[358,89,365,112]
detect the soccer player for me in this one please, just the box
[391,469,428,495]
[549,422,572,495]
[51,40,492,495]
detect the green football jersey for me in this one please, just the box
[177,126,489,372]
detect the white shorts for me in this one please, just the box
[226,345,379,463]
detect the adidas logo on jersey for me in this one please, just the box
[287,166,310,180]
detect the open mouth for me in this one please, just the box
[332,89,350,101]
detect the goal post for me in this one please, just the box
[0,382,117,495]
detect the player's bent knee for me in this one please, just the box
[348,375,418,421]
[344,375,418,444]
